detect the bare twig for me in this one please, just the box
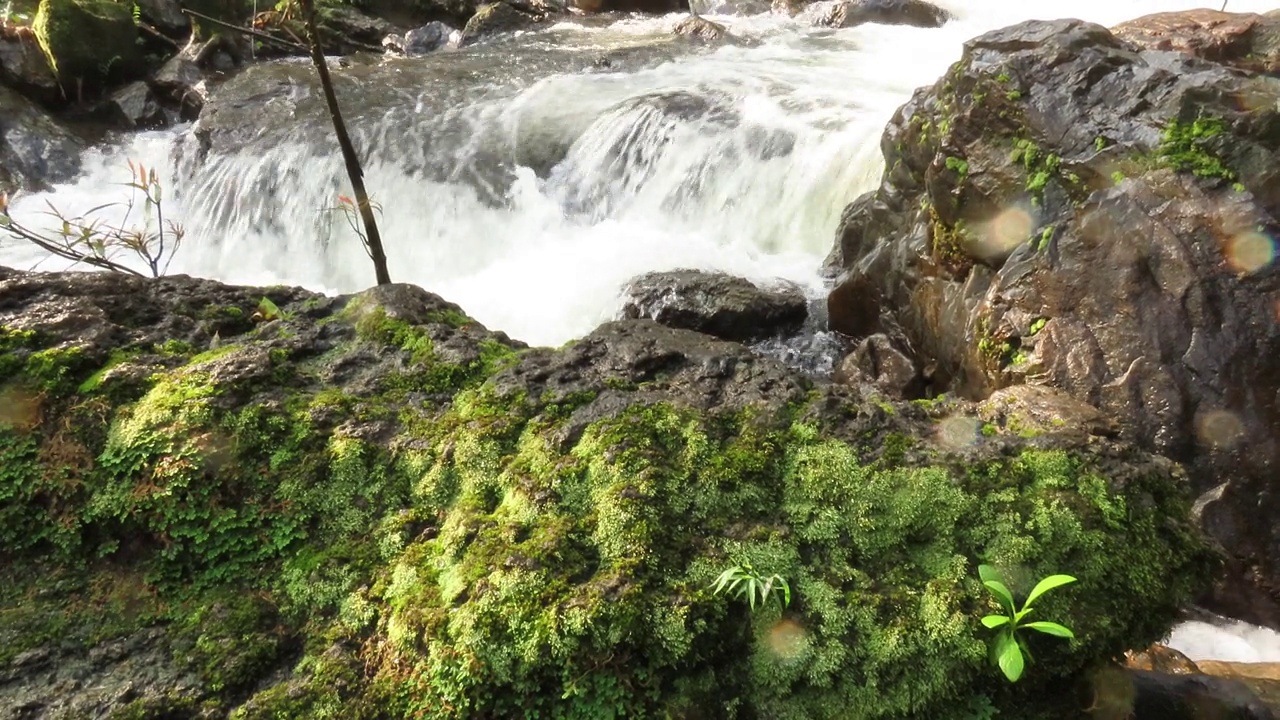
[179,7,309,53]
[297,0,391,286]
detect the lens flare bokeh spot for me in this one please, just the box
[1225,231,1276,274]
[937,416,981,449]
[976,206,1036,258]
[1196,409,1245,450]
[767,618,810,661]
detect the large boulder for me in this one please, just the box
[32,0,143,94]
[824,16,1280,627]
[0,267,1215,718]
[0,84,84,194]
[618,269,808,343]
[1112,9,1280,75]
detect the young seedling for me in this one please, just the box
[979,564,1076,682]
[712,562,791,612]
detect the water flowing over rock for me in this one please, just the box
[618,269,808,343]
[672,14,727,42]
[0,267,1217,717]
[0,84,84,193]
[460,2,543,45]
[824,16,1280,628]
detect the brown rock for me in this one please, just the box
[1126,644,1202,675]
[673,15,725,41]
[1112,10,1280,75]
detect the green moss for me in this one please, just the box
[33,0,141,85]
[1028,318,1048,336]
[1158,114,1237,182]
[945,156,969,178]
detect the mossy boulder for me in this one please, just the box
[824,16,1280,628]
[0,267,1215,718]
[32,0,143,91]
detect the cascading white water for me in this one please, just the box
[7,0,1272,347]
[4,0,1280,664]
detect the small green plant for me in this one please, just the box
[945,156,969,177]
[253,297,284,322]
[979,564,1076,682]
[1094,136,1108,152]
[711,563,791,612]
[0,160,183,277]
[1158,114,1236,182]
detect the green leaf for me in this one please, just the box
[258,297,282,321]
[1024,574,1077,608]
[778,577,791,609]
[981,615,1011,629]
[1023,621,1075,639]
[711,567,741,594]
[982,579,1017,615]
[996,634,1025,682]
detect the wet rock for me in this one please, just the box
[1126,644,1202,675]
[673,15,726,42]
[99,81,167,130]
[460,2,541,45]
[383,21,460,54]
[149,54,205,120]
[0,84,83,194]
[0,27,61,106]
[801,0,951,27]
[834,333,921,398]
[1090,666,1276,720]
[1198,662,1280,713]
[1112,9,1280,75]
[619,270,808,343]
[824,17,1280,628]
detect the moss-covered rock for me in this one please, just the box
[0,267,1215,718]
[32,0,142,90]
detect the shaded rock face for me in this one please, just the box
[0,84,83,193]
[1091,669,1277,720]
[834,333,922,398]
[0,267,1216,718]
[98,81,168,130]
[824,16,1280,628]
[0,28,60,106]
[618,270,808,344]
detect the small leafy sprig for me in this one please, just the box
[0,160,184,277]
[711,562,791,612]
[979,564,1076,682]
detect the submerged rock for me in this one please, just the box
[824,15,1280,628]
[618,269,807,343]
[0,267,1214,718]
[673,14,726,42]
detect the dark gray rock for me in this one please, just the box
[801,0,951,28]
[149,54,205,120]
[0,30,60,106]
[619,270,808,344]
[100,81,168,129]
[0,84,84,194]
[383,21,460,54]
[135,0,188,34]
[824,16,1280,627]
